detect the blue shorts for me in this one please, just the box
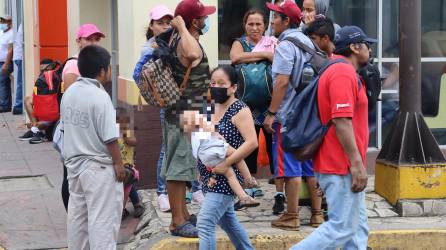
[272,122,314,178]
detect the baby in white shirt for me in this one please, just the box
[185,111,260,209]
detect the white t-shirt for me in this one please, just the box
[0,29,13,62]
[13,24,23,61]
[61,77,119,179]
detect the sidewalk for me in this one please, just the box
[0,113,138,250]
[132,179,446,249]
[1,112,445,249]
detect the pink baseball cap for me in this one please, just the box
[76,24,105,40]
[149,5,174,21]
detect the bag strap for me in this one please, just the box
[283,37,321,56]
[167,31,193,94]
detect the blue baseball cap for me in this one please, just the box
[334,26,377,50]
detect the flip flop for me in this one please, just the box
[170,221,198,238]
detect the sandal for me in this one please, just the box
[237,196,260,209]
[170,221,198,238]
[245,188,264,197]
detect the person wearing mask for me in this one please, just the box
[0,15,13,113]
[196,66,256,250]
[160,0,215,238]
[263,0,324,230]
[12,23,23,115]
[61,45,125,249]
[290,25,374,250]
[230,8,277,201]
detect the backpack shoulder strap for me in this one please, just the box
[235,37,252,52]
[283,37,319,55]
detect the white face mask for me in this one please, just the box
[0,24,8,31]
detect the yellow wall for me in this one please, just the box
[67,0,112,56]
[117,0,219,105]
[23,0,40,97]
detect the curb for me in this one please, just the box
[150,229,446,250]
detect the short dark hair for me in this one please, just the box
[304,18,335,42]
[77,45,111,79]
[335,45,355,57]
[211,65,238,86]
[278,13,299,29]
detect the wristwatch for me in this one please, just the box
[266,109,277,116]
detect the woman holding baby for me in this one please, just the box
[195,65,257,250]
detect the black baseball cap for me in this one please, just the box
[334,26,377,50]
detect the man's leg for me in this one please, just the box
[67,175,89,250]
[285,177,301,213]
[0,62,12,111]
[24,96,37,125]
[342,190,369,250]
[83,163,123,249]
[61,164,69,212]
[218,196,254,250]
[290,174,365,250]
[13,60,23,113]
[167,180,188,229]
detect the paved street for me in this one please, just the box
[1,112,445,250]
[0,113,138,250]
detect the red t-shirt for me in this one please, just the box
[314,56,369,175]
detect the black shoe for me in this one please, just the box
[122,208,130,220]
[18,130,35,141]
[272,193,285,215]
[133,204,145,218]
[29,132,47,144]
[12,108,22,115]
[268,178,275,185]
[0,107,11,113]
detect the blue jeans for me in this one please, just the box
[197,192,253,250]
[291,173,369,250]
[157,108,201,195]
[13,60,22,110]
[157,109,167,195]
[0,61,13,110]
[129,184,140,205]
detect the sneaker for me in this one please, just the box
[133,204,145,218]
[272,193,286,215]
[271,212,300,231]
[12,107,22,115]
[29,132,47,144]
[268,177,275,185]
[157,194,171,212]
[18,130,35,141]
[192,190,205,205]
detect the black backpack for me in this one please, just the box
[358,61,382,111]
[283,37,329,93]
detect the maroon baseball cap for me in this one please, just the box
[175,0,216,23]
[266,0,302,25]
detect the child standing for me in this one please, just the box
[117,112,145,219]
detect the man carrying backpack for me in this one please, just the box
[290,26,375,250]
[263,0,323,230]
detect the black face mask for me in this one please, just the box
[210,87,230,104]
